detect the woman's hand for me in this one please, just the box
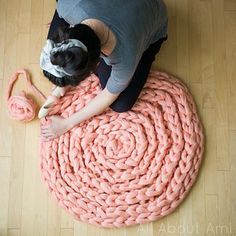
[40,115,72,141]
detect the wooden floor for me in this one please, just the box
[0,0,235,235]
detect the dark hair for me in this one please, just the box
[43,24,101,87]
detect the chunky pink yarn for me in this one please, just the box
[6,69,46,122]
[39,71,204,228]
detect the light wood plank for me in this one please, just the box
[154,15,177,75]
[176,0,189,82]
[128,222,153,236]
[224,11,236,130]
[200,0,216,110]
[153,215,170,236]
[0,157,11,236]
[0,0,20,157]
[46,198,61,236]
[29,0,44,64]
[0,0,7,80]
[0,78,12,157]
[202,108,218,195]
[205,195,218,236]
[216,126,230,170]
[41,0,56,48]
[7,119,26,228]
[60,209,74,229]
[7,32,30,228]
[7,229,21,236]
[163,0,176,17]
[74,221,88,236]
[166,210,180,236]
[43,0,56,25]
[224,0,236,11]
[20,65,48,236]
[217,170,231,235]
[153,0,178,75]
[229,130,236,234]
[18,0,31,33]
[60,228,74,236]
[188,0,202,84]
[212,0,229,126]
[178,194,193,236]
[3,0,19,77]
[191,165,206,236]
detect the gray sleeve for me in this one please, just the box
[105,61,137,94]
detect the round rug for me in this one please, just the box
[39,70,205,228]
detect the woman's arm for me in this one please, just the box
[66,86,120,129]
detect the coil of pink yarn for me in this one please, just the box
[39,71,205,228]
[6,69,46,122]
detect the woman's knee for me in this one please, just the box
[109,101,134,113]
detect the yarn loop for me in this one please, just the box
[6,69,46,121]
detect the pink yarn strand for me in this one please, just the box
[6,69,46,122]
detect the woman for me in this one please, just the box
[40,0,168,141]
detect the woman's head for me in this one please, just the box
[41,24,101,87]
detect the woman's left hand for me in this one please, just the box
[40,115,71,141]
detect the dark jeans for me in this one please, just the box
[96,37,167,112]
[47,10,167,112]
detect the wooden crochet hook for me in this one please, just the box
[38,86,64,119]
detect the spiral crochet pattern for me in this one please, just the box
[39,71,204,228]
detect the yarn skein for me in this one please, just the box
[6,69,47,122]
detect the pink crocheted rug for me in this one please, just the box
[39,70,204,228]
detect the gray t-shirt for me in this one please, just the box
[57,0,168,94]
